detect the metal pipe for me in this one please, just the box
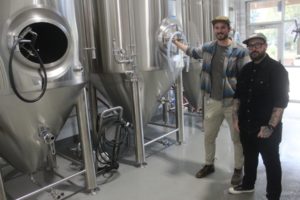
[81,0,98,135]
[148,122,176,129]
[128,72,146,166]
[76,89,98,191]
[213,0,229,17]
[16,170,86,200]
[162,99,169,124]
[89,86,98,141]
[144,128,179,146]
[175,72,184,144]
[202,0,213,42]
[82,0,96,60]
[0,170,7,200]
[170,102,189,110]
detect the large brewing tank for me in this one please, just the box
[181,0,229,109]
[0,0,85,173]
[91,0,185,123]
[181,0,204,109]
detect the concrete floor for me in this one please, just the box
[3,103,300,200]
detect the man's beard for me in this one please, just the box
[250,51,265,62]
[216,33,228,40]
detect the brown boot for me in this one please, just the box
[195,165,215,178]
[231,168,243,186]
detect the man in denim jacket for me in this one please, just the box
[173,16,250,185]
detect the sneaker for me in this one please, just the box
[228,184,254,194]
[195,165,215,178]
[231,168,243,185]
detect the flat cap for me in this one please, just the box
[211,16,230,26]
[243,33,267,45]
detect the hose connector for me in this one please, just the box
[39,127,56,155]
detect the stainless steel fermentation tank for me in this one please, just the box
[0,0,86,174]
[91,0,185,123]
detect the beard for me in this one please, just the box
[250,51,265,62]
[215,33,229,40]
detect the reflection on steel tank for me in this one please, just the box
[90,0,185,123]
[0,0,85,173]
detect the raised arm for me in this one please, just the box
[173,39,188,53]
[173,39,203,60]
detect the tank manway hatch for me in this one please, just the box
[19,22,68,64]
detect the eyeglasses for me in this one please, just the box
[247,42,265,49]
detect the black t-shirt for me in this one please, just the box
[234,54,289,133]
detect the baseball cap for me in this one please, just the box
[211,16,230,26]
[243,33,267,45]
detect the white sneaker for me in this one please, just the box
[228,184,254,194]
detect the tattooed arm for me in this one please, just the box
[257,107,284,138]
[232,99,240,133]
[268,107,284,128]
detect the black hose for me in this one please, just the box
[95,116,129,169]
[8,38,47,103]
[97,95,112,109]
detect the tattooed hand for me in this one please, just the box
[257,126,273,138]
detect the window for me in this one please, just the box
[246,0,300,101]
[284,21,299,65]
[285,0,300,20]
[247,0,300,66]
[248,1,282,24]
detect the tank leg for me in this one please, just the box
[175,72,184,144]
[0,170,7,200]
[128,72,146,166]
[88,84,98,139]
[76,89,98,192]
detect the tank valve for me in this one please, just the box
[39,127,57,170]
[112,39,134,64]
[39,127,56,155]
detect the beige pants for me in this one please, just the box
[203,97,244,169]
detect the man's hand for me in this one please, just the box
[232,118,240,133]
[171,38,188,52]
[172,36,182,44]
[257,126,273,138]
[232,99,240,133]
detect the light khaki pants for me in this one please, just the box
[203,98,244,169]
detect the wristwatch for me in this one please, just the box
[267,124,275,131]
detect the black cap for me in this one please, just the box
[243,33,267,45]
[211,16,230,26]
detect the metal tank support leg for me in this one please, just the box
[0,170,7,200]
[89,84,98,138]
[128,71,185,166]
[175,72,184,144]
[128,72,146,166]
[76,89,98,192]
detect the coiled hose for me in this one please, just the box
[95,115,129,172]
[8,38,47,103]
